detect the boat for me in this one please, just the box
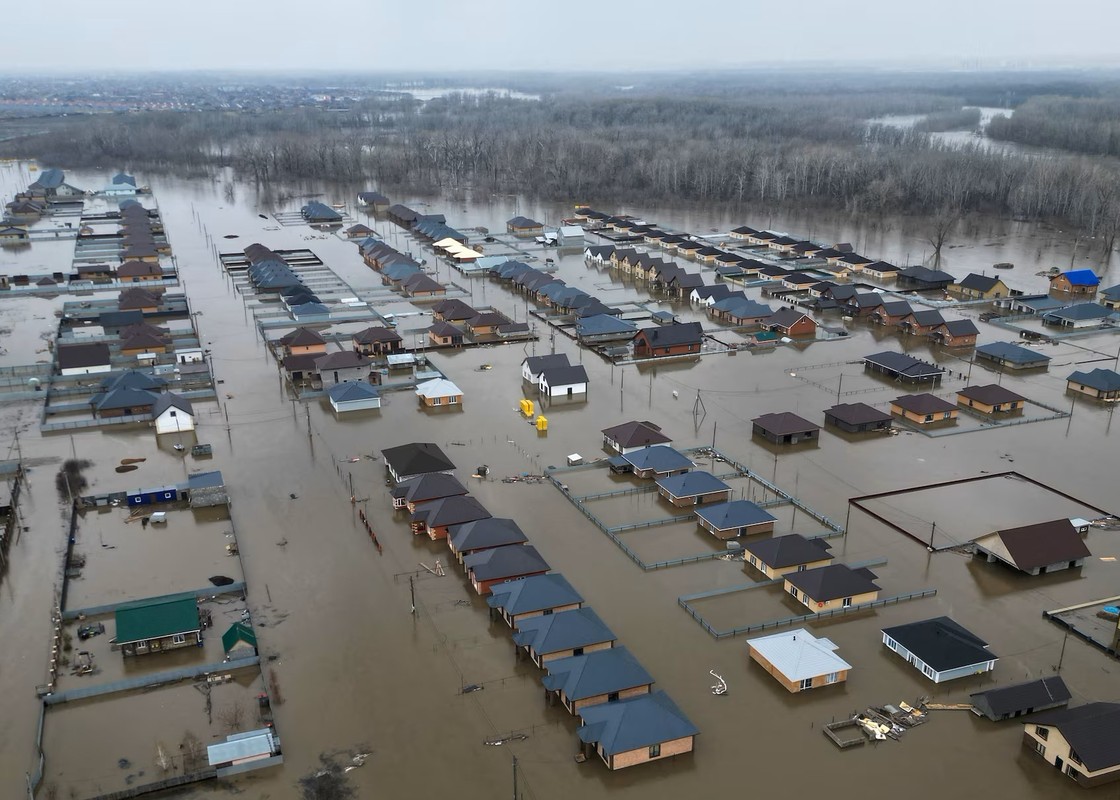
[993,262,1014,269]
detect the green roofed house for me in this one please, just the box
[222,621,258,660]
[114,594,202,657]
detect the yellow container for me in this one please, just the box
[520,398,535,417]
[536,415,548,432]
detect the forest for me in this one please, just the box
[3,74,1120,248]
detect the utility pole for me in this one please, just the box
[305,405,311,439]
[512,755,518,800]
[1056,630,1069,673]
[929,521,936,550]
[835,373,844,404]
[410,575,416,614]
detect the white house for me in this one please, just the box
[539,365,589,398]
[328,381,381,413]
[521,354,570,383]
[153,393,195,434]
[175,348,205,364]
[881,617,997,683]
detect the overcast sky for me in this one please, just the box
[3,0,1118,73]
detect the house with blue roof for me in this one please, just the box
[577,690,699,770]
[694,500,777,540]
[975,341,1052,370]
[1042,302,1116,328]
[617,446,694,479]
[512,607,616,667]
[655,471,731,508]
[1050,269,1101,297]
[543,646,654,713]
[576,314,636,344]
[1067,368,1120,401]
[487,573,583,627]
[328,381,381,413]
[448,518,528,563]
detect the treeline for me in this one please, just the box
[4,89,1120,245]
[914,107,982,132]
[987,96,1120,157]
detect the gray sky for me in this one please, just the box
[4,0,1118,73]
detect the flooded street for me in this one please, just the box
[0,160,1118,799]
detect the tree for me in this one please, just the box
[926,206,960,268]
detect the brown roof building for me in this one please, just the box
[972,519,1091,576]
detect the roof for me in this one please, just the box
[464,544,550,581]
[354,326,402,344]
[512,607,615,654]
[114,594,200,644]
[938,319,980,337]
[864,260,900,273]
[118,260,163,278]
[743,533,833,569]
[449,517,528,553]
[207,729,278,766]
[970,676,1070,717]
[328,382,380,403]
[634,321,704,347]
[428,321,464,338]
[186,471,224,490]
[577,691,698,755]
[767,307,815,330]
[92,387,157,412]
[1024,703,1120,771]
[655,471,730,498]
[507,215,543,228]
[1044,302,1111,321]
[863,351,945,379]
[314,350,370,370]
[753,412,820,436]
[1053,269,1101,287]
[825,402,892,426]
[381,442,455,477]
[57,342,112,370]
[975,519,1091,571]
[695,500,777,531]
[34,167,65,188]
[577,315,636,337]
[898,266,955,283]
[100,369,166,392]
[390,473,468,504]
[402,274,445,294]
[279,327,325,347]
[892,393,958,415]
[1067,367,1120,392]
[785,564,880,602]
[221,622,257,653]
[747,629,852,681]
[957,273,1003,292]
[1101,283,1120,301]
[957,384,1026,405]
[152,392,193,417]
[976,341,1051,365]
[523,354,570,374]
[411,495,490,528]
[415,378,463,399]
[905,310,946,327]
[601,420,671,448]
[542,646,654,701]
[486,574,582,620]
[540,365,589,386]
[621,446,693,474]
[881,616,994,671]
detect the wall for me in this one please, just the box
[609,735,695,770]
[570,684,651,713]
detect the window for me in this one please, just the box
[608,692,619,702]
[649,744,661,758]
[1036,727,1049,741]
[431,397,441,406]
[922,664,935,679]
[749,556,757,567]
[169,410,177,417]
[924,414,934,422]
[842,597,853,608]
[789,586,799,600]
[171,634,186,645]
[826,672,838,684]
[542,609,553,616]
[1069,750,1082,766]
[448,396,459,404]
[798,564,807,572]
[572,647,584,656]
[800,678,814,690]
[1066,765,1079,778]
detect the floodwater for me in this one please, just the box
[0,159,1118,799]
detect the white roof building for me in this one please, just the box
[746,628,852,692]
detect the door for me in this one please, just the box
[1055,756,1064,771]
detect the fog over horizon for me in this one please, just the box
[3,0,1119,75]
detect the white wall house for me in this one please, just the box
[539,366,589,398]
[153,394,195,435]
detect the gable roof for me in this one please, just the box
[634,321,704,347]
[152,392,193,417]
[881,616,994,671]
[449,517,529,554]
[958,273,1002,292]
[577,691,698,755]
[118,260,163,278]
[785,564,880,602]
[899,266,955,283]
[415,378,462,399]
[114,594,200,644]
[695,500,777,531]
[354,326,402,344]
[540,365,589,386]
[1052,269,1101,287]
[957,384,1026,406]
[577,315,636,337]
[523,354,570,374]
[411,495,490,528]
[57,342,112,370]
[905,309,946,327]
[938,319,980,337]
[92,386,158,412]
[747,629,852,680]
[970,676,1070,718]
[1044,302,1112,322]
[655,470,730,498]
[1067,367,1120,392]
[977,341,1051,365]
[602,420,671,448]
[100,369,166,392]
[863,351,945,379]
[753,412,820,436]
[892,393,957,415]
[464,544,550,581]
[390,473,468,505]
[428,321,464,338]
[825,402,892,426]
[487,573,583,616]
[381,442,455,477]
[221,621,257,653]
[1024,703,1120,771]
[621,446,693,474]
[542,646,654,701]
[744,534,832,569]
[766,307,814,330]
[512,606,615,655]
[975,519,1091,571]
[314,350,370,370]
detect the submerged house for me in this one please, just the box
[465,544,550,595]
[881,617,997,683]
[655,471,731,508]
[752,412,820,445]
[327,382,381,413]
[824,402,893,434]
[380,442,455,483]
[390,472,468,511]
[863,351,945,384]
[576,691,698,771]
[1066,368,1120,401]
[1022,703,1120,787]
[602,420,671,454]
[976,341,1051,371]
[114,594,202,658]
[513,606,616,667]
[543,646,654,714]
[784,564,880,612]
[969,675,1070,722]
[956,384,1026,415]
[448,517,529,564]
[1049,269,1101,297]
[744,534,833,579]
[890,393,959,425]
[747,629,852,693]
[631,322,704,359]
[971,519,1091,576]
[410,495,491,540]
[617,446,694,479]
[694,500,776,540]
[487,573,583,628]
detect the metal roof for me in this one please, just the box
[976,341,1051,365]
[512,606,615,655]
[486,573,582,616]
[621,446,693,474]
[655,470,730,498]
[577,691,698,755]
[1067,367,1120,392]
[1024,703,1120,772]
[747,629,852,681]
[464,544,549,582]
[785,564,880,602]
[115,594,200,644]
[881,617,995,672]
[695,500,777,530]
[542,646,654,700]
[970,676,1070,718]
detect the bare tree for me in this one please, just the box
[926,207,960,268]
[217,701,246,733]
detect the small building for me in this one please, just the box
[539,365,589,398]
[930,319,980,347]
[747,629,852,693]
[952,273,1009,300]
[956,384,1026,415]
[784,564,880,612]
[824,402,893,434]
[576,691,698,771]
[282,354,319,384]
[863,351,945,384]
[114,594,202,657]
[487,573,583,628]
[117,260,164,282]
[301,201,342,225]
[153,393,194,434]
[380,442,456,483]
[890,393,959,425]
[278,327,326,356]
[996,293,1067,315]
[1049,269,1101,296]
[431,298,477,323]
[327,382,381,413]
[345,223,374,239]
[881,617,997,683]
[1101,283,1120,310]
[618,446,693,479]
[411,495,491,540]
[1066,368,1120,401]
[631,322,704,359]
[221,622,258,660]
[465,544,550,596]
[764,308,817,337]
[694,500,777,540]
[390,472,468,511]
[521,354,571,384]
[1042,303,1114,328]
[898,309,946,337]
[416,377,463,408]
[976,341,1051,371]
[655,471,731,508]
[969,676,1070,721]
[353,326,403,356]
[543,646,654,714]
[576,314,637,343]
[897,266,955,291]
[972,519,1091,575]
[602,420,671,454]
[1022,703,1120,787]
[57,342,112,376]
[507,216,545,236]
[752,412,820,445]
[448,517,529,564]
[862,261,901,281]
[427,322,465,347]
[464,311,510,339]
[401,274,447,298]
[870,300,913,327]
[357,191,390,211]
[744,534,833,579]
[314,350,371,387]
[206,728,282,776]
[513,606,615,667]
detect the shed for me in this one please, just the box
[747,629,852,692]
[114,594,201,657]
[752,412,820,445]
[206,728,282,775]
[221,621,258,659]
[881,617,997,683]
[969,676,1070,721]
[539,365,589,398]
[972,519,1091,575]
[576,691,698,770]
[620,446,693,479]
[863,351,945,384]
[152,393,195,434]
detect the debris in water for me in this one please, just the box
[223,234,239,239]
[289,493,298,499]
[461,684,484,694]
[118,758,131,769]
[258,214,269,220]
[115,465,139,473]
[209,575,235,586]
[120,458,146,465]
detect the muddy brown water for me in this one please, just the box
[0,161,1117,798]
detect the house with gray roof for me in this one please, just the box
[970,676,1070,721]
[513,607,616,667]
[539,365,589,398]
[543,646,654,713]
[522,354,570,383]
[576,690,699,770]
[1067,367,1120,400]
[390,473,468,511]
[863,351,945,384]
[1042,302,1115,328]
[487,573,583,627]
[752,412,820,445]
[602,420,671,453]
[576,314,637,343]
[881,617,997,683]
[1022,702,1120,787]
[824,402,893,434]
[464,544,550,596]
[314,350,371,387]
[152,393,194,434]
[655,471,731,508]
[381,442,455,484]
[976,341,1051,370]
[694,500,777,540]
[1101,283,1120,310]
[785,564,880,612]
[617,446,693,479]
[411,495,490,541]
[747,629,852,692]
[448,518,529,563]
[744,534,833,579]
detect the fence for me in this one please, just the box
[44,657,261,705]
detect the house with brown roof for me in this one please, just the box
[784,564,880,612]
[1022,703,1120,787]
[752,412,820,445]
[890,394,959,425]
[117,260,164,282]
[898,309,945,337]
[119,329,170,356]
[314,350,371,387]
[951,273,1009,300]
[601,421,671,454]
[930,319,980,347]
[823,403,893,434]
[117,287,163,313]
[632,322,704,359]
[279,327,327,357]
[428,322,464,347]
[765,308,817,338]
[972,519,1091,575]
[744,534,833,579]
[956,384,1026,415]
[353,326,403,356]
